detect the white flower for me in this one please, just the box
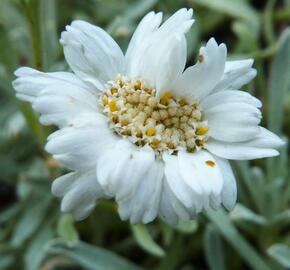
[13,8,284,225]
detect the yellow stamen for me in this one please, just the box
[102,95,108,105]
[111,88,118,94]
[151,139,160,148]
[160,92,173,106]
[196,126,209,135]
[187,145,196,153]
[178,98,187,106]
[100,76,208,155]
[146,127,156,136]
[134,80,142,90]
[136,130,143,138]
[196,139,204,147]
[167,142,175,149]
[121,119,129,126]
[109,100,118,112]
[117,80,124,87]
[144,88,152,94]
[111,115,118,123]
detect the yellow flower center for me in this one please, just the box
[100,75,209,155]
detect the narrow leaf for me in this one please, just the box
[174,220,198,234]
[230,204,267,225]
[204,225,226,270]
[268,244,290,268]
[45,239,143,270]
[268,27,290,133]
[191,0,259,29]
[131,224,165,257]
[207,209,271,270]
[57,214,79,244]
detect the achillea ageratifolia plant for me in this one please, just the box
[13,8,283,224]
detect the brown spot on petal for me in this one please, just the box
[205,160,215,167]
[198,54,204,63]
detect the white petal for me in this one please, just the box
[46,117,118,170]
[246,127,285,148]
[118,160,164,224]
[33,83,100,127]
[159,179,197,225]
[206,127,284,160]
[13,67,92,102]
[155,35,187,95]
[160,149,224,224]
[97,140,155,202]
[52,171,104,221]
[200,90,262,110]
[173,38,227,100]
[158,8,193,36]
[125,11,162,77]
[13,67,101,128]
[158,180,179,225]
[127,8,193,89]
[204,102,262,142]
[214,156,237,210]
[163,152,197,209]
[177,150,224,210]
[60,20,124,90]
[213,59,257,92]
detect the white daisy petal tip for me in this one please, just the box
[260,128,286,149]
[12,8,284,224]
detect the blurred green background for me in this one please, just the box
[0,0,290,269]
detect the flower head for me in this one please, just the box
[13,8,284,224]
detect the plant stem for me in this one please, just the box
[264,0,277,45]
[274,8,290,21]
[207,210,272,270]
[22,0,43,70]
[19,0,48,147]
[249,43,278,60]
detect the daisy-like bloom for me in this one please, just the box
[13,9,284,224]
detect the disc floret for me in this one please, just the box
[100,75,209,155]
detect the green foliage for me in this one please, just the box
[268,28,290,134]
[204,225,225,270]
[45,240,143,270]
[0,0,290,269]
[268,244,290,268]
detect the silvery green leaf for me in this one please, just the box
[40,0,59,69]
[0,254,14,269]
[24,224,54,270]
[107,0,158,37]
[207,209,271,270]
[230,204,266,225]
[186,20,201,59]
[268,28,290,134]
[204,225,226,270]
[232,20,258,53]
[250,167,266,214]
[190,0,259,29]
[45,239,143,270]
[174,220,198,234]
[131,224,165,257]
[11,196,51,247]
[268,244,290,268]
[272,210,290,226]
[57,214,79,244]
